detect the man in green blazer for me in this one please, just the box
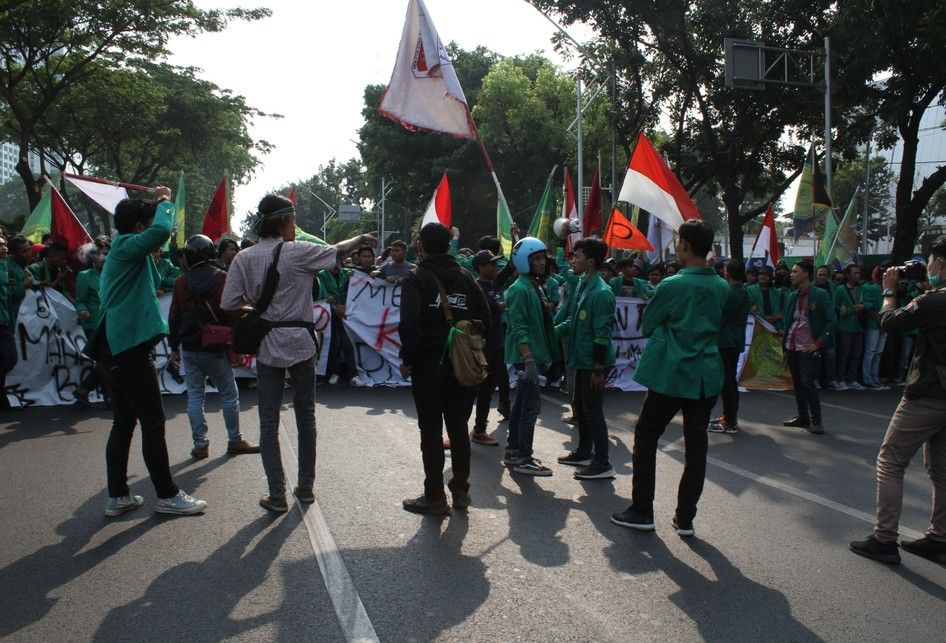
[554,237,616,480]
[833,262,866,389]
[781,260,838,434]
[93,188,207,518]
[611,220,730,537]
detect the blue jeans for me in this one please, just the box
[183,350,242,447]
[507,370,541,459]
[862,328,886,385]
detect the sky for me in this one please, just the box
[168,0,595,226]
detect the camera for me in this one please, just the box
[897,259,927,281]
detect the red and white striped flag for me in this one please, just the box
[618,133,700,229]
[749,204,781,268]
[421,171,452,228]
[562,169,580,251]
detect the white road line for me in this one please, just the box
[540,393,923,540]
[761,390,895,420]
[278,422,379,643]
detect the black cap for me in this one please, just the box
[473,249,501,268]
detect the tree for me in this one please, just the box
[532,0,868,260]
[0,1,269,208]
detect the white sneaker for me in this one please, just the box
[847,381,865,390]
[155,490,207,515]
[328,374,340,385]
[349,376,366,388]
[831,381,848,391]
[105,494,144,517]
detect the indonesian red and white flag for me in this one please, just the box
[562,169,581,251]
[378,0,474,138]
[617,133,700,229]
[63,174,128,214]
[421,171,452,228]
[749,204,781,268]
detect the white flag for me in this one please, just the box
[378,0,475,138]
[64,175,128,214]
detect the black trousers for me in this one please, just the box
[0,326,17,410]
[631,389,716,523]
[103,345,178,499]
[719,347,741,425]
[411,359,475,499]
[326,314,356,379]
[474,346,510,431]
[574,369,610,465]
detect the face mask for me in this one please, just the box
[930,260,943,286]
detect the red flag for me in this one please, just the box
[562,168,580,251]
[749,204,781,267]
[50,184,92,254]
[618,133,700,228]
[287,185,297,207]
[421,171,451,227]
[201,179,229,241]
[603,208,654,252]
[582,164,602,236]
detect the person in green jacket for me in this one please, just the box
[709,261,752,434]
[73,237,111,409]
[504,236,560,476]
[860,266,886,389]
[814,264,840,388]
[93,187,207,518]
[833,262,866,390]
[781,260,838,435]
[608,257,651,299]
[6,235,33,325]
[150,248,182,295]
[28,241,72,300]
[0,237,18,410]
[611,220,730,536]
[747,265,785,330]
[554,237,616,480]
[316,264,362,386]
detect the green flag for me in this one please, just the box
[497,195,513,257]
[21,188,52,243]
[527,168,557,246]
[172,172,186,248]
[294,226,328,245]
[817,187,859,268]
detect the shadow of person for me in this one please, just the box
[93,513,293,641]
[502,475,578,568]
[0,412,90,450]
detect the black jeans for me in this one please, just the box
[719,347,741,425]
[103,345,178,499]
[474,346,510,432]
[326,314,356,379]
[0,326,17,410]
[787,349,822,424]
[631,389,716,524]
[411,359,475,499]
[835,331,864,384]
[574,369,610,466]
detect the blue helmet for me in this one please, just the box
[511,237,547,274]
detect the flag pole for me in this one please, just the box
[823,186,857,267]
[62,172,154,193]
[466,112,513,227]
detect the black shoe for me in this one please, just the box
[402,494,450,516]
[259,495,289,513]
[574,461,615,480]
[557,450,592,467]
[610,507,655,531]
[503,448,519,466]
[512,458,553,477]
[672,517,695,537]
[850,534,900,564]
[451,490,471,510]
[806,423,825,435]
[782,416,811,428]
[900,536,946,564]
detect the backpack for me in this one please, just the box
[429,271,489,387]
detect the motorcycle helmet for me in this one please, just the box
[511,236,547,274]
[183,234,216,269]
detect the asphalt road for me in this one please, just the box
[0,383,943,642]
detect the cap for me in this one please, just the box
[473,249,501,268]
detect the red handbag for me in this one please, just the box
[200,300,234,350]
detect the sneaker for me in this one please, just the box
[850,534,900,564]
[227,439,261,455]
[672,517,695,537]
[512,458,553,476]
[707,418,726,433]
[562,414,576,426]
[893,379,906,387]
[328,374,340,385]
[723,422,739,435]
[610,507,655,531]
[863,382,882,390]
[156,490,207,516]
[105,494,144,517]
[900,536,946,564]
[451,489,471,510]
[259,494,289,513]
[190,445,209,460]
[293,486,315,504]
[847,381,865,390]
[807,423,825,435]
[830,381,848,391]
[782,416,811,428]
[349,376,366,387]
[471,431,499,446]
[557,451,593,467]
[402,494,450,515]
[574,462,615,480]
[503,449,519,466]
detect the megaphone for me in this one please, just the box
[553,217,580,239]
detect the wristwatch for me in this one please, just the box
[882,288,896,297]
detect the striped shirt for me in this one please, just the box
[222,237,337,367]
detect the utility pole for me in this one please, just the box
[576,75,584,218]
[863,133,872,254]
[610,59,618,216]
[823,36,833,198]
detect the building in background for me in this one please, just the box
[0,141,42,184]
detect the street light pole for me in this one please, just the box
[576,75,584,218]
[824,36,832,198]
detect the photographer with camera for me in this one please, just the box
[850,236,946,565]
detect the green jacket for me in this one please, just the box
[97,201,174,355]
[554,273,616,370]
[634,267,731,399]
[27,260,67,295]
[860,282,883,330]
[0,260,10,328]
[153,256,181,292]
[553,269,580,326]
[747,284,787,330]
[608,275,652,299]
[719,283,752,349]
[5,258,27,324]
[504,274,559,367]
[833,282,865,334]
[317,268,350,304]
[74,267,103,333]
[781,284,838,349]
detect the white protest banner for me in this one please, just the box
[343,271,409,387]
[607,297,648,391]
[7,288,96,407]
